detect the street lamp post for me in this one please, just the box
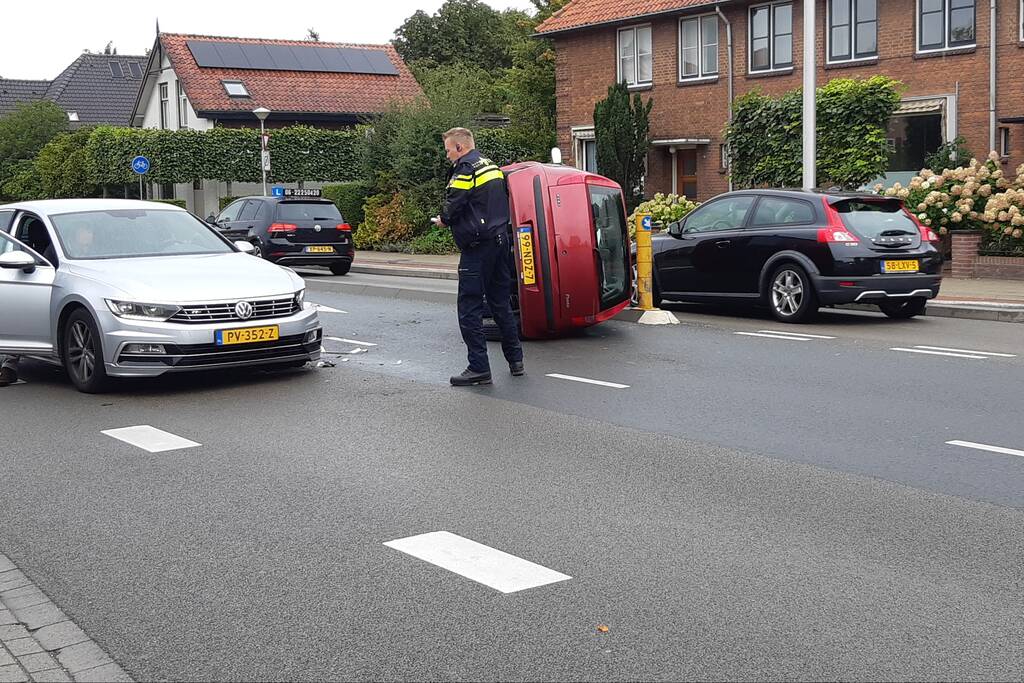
[801,0,816,190]
[253,107,271,196]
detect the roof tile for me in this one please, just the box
[536,0,717,35]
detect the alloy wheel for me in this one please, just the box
[68,320,96,383]
[771,269,804,317]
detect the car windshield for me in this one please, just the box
[49,209,234,260]
[834,199,919,239]
[276,202,341,222]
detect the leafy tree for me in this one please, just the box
[925,135,973,174]
[0,101,68,200]
[34,127,99,198]
[594,81,652,210]
[306,28,320,42]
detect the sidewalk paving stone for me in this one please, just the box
[31,671,72,683]
[17,652,58,674]
[0,626,29,643]
[0,650,13,667]
[0,664,27,683]
[54,642,110,675]
[32,623,88,653]
[9,605,65,632]
[73,663,130,683]
[4,640,41,658]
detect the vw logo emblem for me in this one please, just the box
[234,301,254,320]
[314,224,322,232]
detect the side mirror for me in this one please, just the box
[0,251,37,272]
[234,241,256,255]
[668,220,684,238]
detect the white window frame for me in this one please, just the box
[572,126,597,173]
[916,0,976,54]
[1000,127,1011,158]
[158,83,169,129]
[826,0,879,64]
[222,80,249,98]
[748,1,794,74]
[176,81,188,129]
[617,25,653,88]
[679,13,720,81]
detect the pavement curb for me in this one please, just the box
[838,302,1024,323]
[0,554,131,683]
[350,264,459,281]
[304,277,458,305]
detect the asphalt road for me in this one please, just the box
[1,277,1022,681]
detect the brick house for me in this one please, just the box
[537,0,1024,203]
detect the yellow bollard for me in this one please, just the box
[634,213,655,311]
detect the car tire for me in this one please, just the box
[879,297,927,319]
[330,261,351,276]
[250,240,264,259]
[62,309,110,393]
[768,263,818,323]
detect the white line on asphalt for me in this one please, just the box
[311,303,348,314]
[890,347,988,360]
[325,336,377,347]
[545,373,630,389]
[913,345,1016,358]
[947,440,1024,458]
[101,426,201,453]
[734,332,813,341]
[384,531,571,593]
[758,330,836,339]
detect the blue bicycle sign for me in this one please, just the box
[131,156,150,175]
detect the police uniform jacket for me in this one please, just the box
[441,150,509,250]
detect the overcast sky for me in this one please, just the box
[1,0,537,80]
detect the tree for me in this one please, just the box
[306,28,321,42]
[0,101,68,200]
[594,81,652,210]
[34,128,99,198]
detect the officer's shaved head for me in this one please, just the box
[443,127,476,163]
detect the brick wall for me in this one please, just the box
[553,0,1024,203]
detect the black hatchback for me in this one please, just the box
[213,193,354,275]
[646,189,943,322]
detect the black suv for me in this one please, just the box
[213,194,354,275]
[645,189,943,322]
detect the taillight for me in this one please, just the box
[337,223,352,232]
[903,209,940,242]
[269,223,297,235]
[819,198,859,244]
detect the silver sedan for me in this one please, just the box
[0,199,322,392]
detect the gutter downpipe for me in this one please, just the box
[716,5,734,191]
[990,0,997,154]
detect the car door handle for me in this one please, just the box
[715,240,731,248]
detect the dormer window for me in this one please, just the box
[67,111,80,122]
[222,80,250,98]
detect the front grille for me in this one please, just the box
[118,333,318,367]
[169,296,300,324]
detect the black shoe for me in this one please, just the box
[0,367,17,387]
[450,368,492,386]
[509,361,525,377]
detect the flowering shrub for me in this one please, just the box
[628,193,699,236]
[877,152,1024,251]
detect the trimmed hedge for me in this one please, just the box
[153,198,187,209]
[323,181,372,228]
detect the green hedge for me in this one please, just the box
[153,198,187,209]
[323,181,372,228]
[219,195,241,211]
[86,125,361,186]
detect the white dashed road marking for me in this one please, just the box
[384,531,571,593]
[947,440,1024,459]
[325,336,377,347]
[102,426,201,453]
[758,330,836,339]
[890,347,988,360]
[735,332,813,341]
[913,345,1016,358]
[311,303,348,314]
[545,373,630,389]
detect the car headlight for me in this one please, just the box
[294,289,305,307]
[105,300,181,321]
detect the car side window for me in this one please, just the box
[751,197,815,227]
[0,210,14,233]
[217,201,245,223]
[685,196,756,233]
[238,200,261,223]
[13,214,54,259]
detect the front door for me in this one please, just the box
[677,149,698,199]
[0,231,56,355]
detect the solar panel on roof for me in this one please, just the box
[186,40,398,75]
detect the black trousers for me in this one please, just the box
[457,233,523,373]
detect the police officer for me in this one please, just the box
[432,127,524,386]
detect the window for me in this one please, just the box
[580,139,598,173]
[237,200,261,223]
[750,2,793,72]
[751,197,815,227]
[67,111,79,122]
[828,0,878,62]
[680,14,719,79]
[109,62,124,78]
[222,80,250,98]
[0,209,14,232]
[1000,127,1011,158]
[719,143,729,171]
[685,196,756,232]
[217,200,245,223]
[128,62,143,79]
[589,186,630,309]
[275,202,342,222]
[887,113,944,171]
[159,83,169,130]
[918,0,975,52]
[618,26,653,87]
[177,81,188,129]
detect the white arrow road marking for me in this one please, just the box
[890,347,988,360]
[947,440,1024,458]
[384,531,571,593]
[102,426,200,453]
[913,345,1016,358]
[545,373,629,389]
[735,332,813,341]
[311,303,347,314]
[325,337,377,347]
